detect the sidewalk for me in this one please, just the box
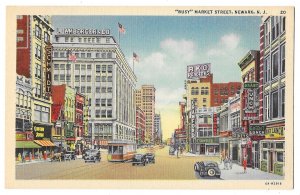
[16,159,50,166]
[219,163,284,180]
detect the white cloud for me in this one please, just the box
[160,38,196,61]
[207,33,241,57]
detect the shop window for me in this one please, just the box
[263,151,268,160]
[262,143,268,148]
[276,142,284,149]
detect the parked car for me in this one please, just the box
[84,149,101,163]
[194,161,221,178]
[145,153,155,164]
[169,147,175,155]
[65,151,76,160]
[132,154,147,166]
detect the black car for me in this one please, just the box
[194,161,221,178]
[65,151,76,160]
[84,149,101,163]
[132,154,147,166]
[145,153,155,164]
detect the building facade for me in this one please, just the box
[154,114,162,144]
[260,16,286,176]
[52,28,137,146]
[135,85,156,144]
[136,106,146,145]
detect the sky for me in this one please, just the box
[52,16,261,140]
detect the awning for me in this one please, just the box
[16,141,41,149]
[34,140,56,147]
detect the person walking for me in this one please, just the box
[243,156,248,173]
[22,152,26,163]
[29,152,32,162]
[17,153,22,163]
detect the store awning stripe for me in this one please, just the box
[34,140,56,147]
[16,141,41,149]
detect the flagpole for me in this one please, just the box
[119,30,120,48]
[133,57,135,74]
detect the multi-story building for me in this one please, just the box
[260,16,286,176]
[211,81,242,107]
[154,114,162,144]
[136,106,146,145]
[191,107,220,155]
[75,92,86,153]
[52,28,137,146]
[135,85,156,143]
[16,15,55,155]
[238,50,261,168]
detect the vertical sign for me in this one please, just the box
[213,113,218,136]
[243,82,259,120]
[45,44,53,94]
[191,100,197,138]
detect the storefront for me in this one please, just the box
[33,123,55,155]
[229,139,241,164]
[219,131,232,159]
[16,131,41,161]
[260,124,285,176]
[194,137,219,156]
[249,124,265,169]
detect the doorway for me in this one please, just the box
[269,151,274,172]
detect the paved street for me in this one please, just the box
[16,146,283,180]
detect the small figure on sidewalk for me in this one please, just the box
[39,151,43,161]
[17,153,22,163]
[43,151,47,160]
[243,156,248,173]
[22,152,26,163]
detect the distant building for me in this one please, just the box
[136,106,146,145]
[154,114,162,144]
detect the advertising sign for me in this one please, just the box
[191,100,197,137]
[213,113,218,136]
[45,44,53,94]
[187,63,211,79]
[249,124,266,136]
[232,127,248,138]
[265,126,285,139]
[195,137,219,144]
[243,85,259,120]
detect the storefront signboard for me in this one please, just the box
[265,126,285,139]
[249,124,266,136]
[195,137,219,144]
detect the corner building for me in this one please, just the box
[52,28,137,145]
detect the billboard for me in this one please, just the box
[187,63,211,79]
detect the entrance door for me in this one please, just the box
[252,143,260,169]
[200,144,205,155]
[269,151,274,172]
[232,146,238,161]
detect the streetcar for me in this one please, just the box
[107,140,137,162]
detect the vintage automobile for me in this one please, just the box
[194,161,221,178]
[145,153,155,164]
[132,154,147,166]
[84,149,101,163]
[65,151,76,160]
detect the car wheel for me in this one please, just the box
[207,169,216,177]
[194,164,198,171]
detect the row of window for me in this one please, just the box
[94,124,113,134]
[34,104,50,123]
[54,75,113,82]
[264,16,286,47]
[16,92,31,108]
[35,25,50,43]
[53,51,113,59]
[196,128,213,137]
[95,110,113,118]
[53,64,113,72]
[57,37,110,44]
[191,87,209,95]
[264,44,285,83]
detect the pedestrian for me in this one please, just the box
[39,151,43,161]
[224,156,228,170]
[243,156,247,173]
[176,148,179,158]
[43,151,47,160]
[29,152,32,162]
[22,152,26,163]
[17,153,22,163]
[229,154,233,169]
[219,153,223,164]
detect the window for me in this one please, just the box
[106,38,110,43]
[75,64,80,70]
[101,99,106,106]
[96,65,101,73]
[95,99,100,106]
[34,105,50,123]
[55,36,59,43]
[281,17,286,34]
[107,99,112,106]
[35,25,41,39]
[81,75,85,82]
[87,86,91,93]
[203,98,207,103]
[272,91,278,118]
[107,110,112,118]
[54,74,59,81]
[281,88,285,117]
[281,44,285,74]
[276,152,284,162]
[96,53,100,58]
[102,65,107,72]
[87,64,92,70]
[265,20,270,47]
[35,64,41,78]
[262,151,268,160]
[264,56,271,83]
[87,75,91,82]
[35,44,41,59]
[35,83,41,96]
[101,53,106,58]
[100,87,106,93]
[96,87,100,93]
[54,52,59,58]
[276,142,284,149]
[75,75,80,82]
[81,64,86,70]
[108,65,113,73]
[272,51,279,78]
[78,38,82,42]
[107,52,112,58]
[96,76,100,82]
[101,110,106,118]
[65,37,69,42]
[97,38,101,43]
[81,53,85,58]
[66,75,71,81]
[60,64,65,69]
[107,87,112,93]
[81,86,85,93]
[95,110,100,118]
[84,38,87,42]
[264,95,270,121]
[70,37,74,42]
[66,64,70,70]
[101,76,106,82]
[107,76,112,82]
[60,74,65,81]
[75,87,79,92]
[87,53,91,58]
[271,16,280,41]
[44,32,50,43]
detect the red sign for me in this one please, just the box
[213,113,218,136]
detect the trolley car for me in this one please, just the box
[107,140,136,162]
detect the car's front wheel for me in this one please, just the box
[194,164,199,171]
[207,169,216,177]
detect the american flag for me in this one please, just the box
[133,52,139,62]
[118,22,126,34]
[68,52,77,62]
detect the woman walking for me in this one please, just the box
[243,156,248,173]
